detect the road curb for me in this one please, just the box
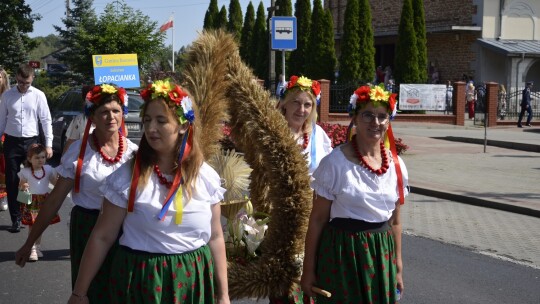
[432,136,540,153]
[411,186,540,218]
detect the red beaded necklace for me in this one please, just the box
[92,132,124,164]
[154,165,173,188]
[31,167,45,180]
[300,133,309,150]
[351,137,389,175]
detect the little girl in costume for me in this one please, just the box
[18,144,59,261]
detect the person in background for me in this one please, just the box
[68,79,229,303]
[466,81,476,120]
[301,84,409,303]
[517,81,533,128]
[0,68,10,96]
[278,75,333,175]
[0,67,11,212]
[276,74,286,98]
[17,144,59,262]
[498,84,507,120]
[274,75,333,303]
[16,84,138,303]
[63,85,94,154]
[446,80,453,115]
[383,66,392,88]
[0,63,53,233]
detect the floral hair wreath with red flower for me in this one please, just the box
[140,79,194,124]
[348,83,398,119]
[85,83,129,117]
[280,75,322,105]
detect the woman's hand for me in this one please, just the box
[300,271,317,297]
[396,270,404,300]
[216,295,230,304]
[14,242,33,267]
[20,182,29,191]
[67,293,89,304]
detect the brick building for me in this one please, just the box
[324,0,540,90]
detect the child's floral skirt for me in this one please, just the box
[20,193,60,226]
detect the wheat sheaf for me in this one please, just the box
[185,30,312,299]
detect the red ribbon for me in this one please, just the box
[387,124,405,205]
[127,125,193,214]
[74,119,93,193]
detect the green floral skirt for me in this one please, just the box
[108,245,215,304]
[315,225,398,304]
[70,205,119,303]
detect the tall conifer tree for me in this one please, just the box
[240,2,255,66]
[320,9,337,81]
[412,0,428,83]
[227,0,243,40]
[305,0,335,80]
[289,0,311,76]
[217,6,228,29]
[203,0,219,30]
[394,0,419,84]
[252,2,268,79]
[357,0,375,83]
[338,0,361,84]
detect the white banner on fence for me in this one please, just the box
[399,84,447,111]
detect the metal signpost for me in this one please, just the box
[271,16,297,84]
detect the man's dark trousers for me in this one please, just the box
[517,106,532,126]
[3,135,39,226]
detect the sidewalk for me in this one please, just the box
[391,120,540,217]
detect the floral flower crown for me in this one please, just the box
[85,84,129,117]
[280,75,321,105]
[140,79,194,124]
[348,83,398,119]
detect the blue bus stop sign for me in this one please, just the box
[271,16,297,50]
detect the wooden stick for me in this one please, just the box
[291,278,332,298]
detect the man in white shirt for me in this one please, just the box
[0,64,53,233]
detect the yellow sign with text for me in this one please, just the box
[92,54,138,68]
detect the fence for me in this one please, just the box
[329,83,360,113]
[504,88,540,121]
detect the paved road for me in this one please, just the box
[1,192,539,303]
[1,121,539,303]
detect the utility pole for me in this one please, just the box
[268,0,278,91]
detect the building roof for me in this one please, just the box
[477,39,540,57]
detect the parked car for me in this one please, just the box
[50,86,144,153]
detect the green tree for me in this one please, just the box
[305,0,335,80]
[54,0,98,80]
[412,0,428,83]
[274,0,292,78]
[394,0,419,84]
[252,2,268,79]
[227,0,243,40]
[29,34,63,64]
[0,0,41,73]
[203,0,219,30]
[357,0,375,83]
[338,0,361,84]
[56,0,165,82]
[239,2,255,67]
[288,0,311,76]
[216,6,228,29]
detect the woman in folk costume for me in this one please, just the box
[278,75,333,175]
[16,84,137,302]
[68,80,229,304]
[273,76,332,303]
[301,84,409,303]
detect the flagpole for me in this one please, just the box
[172,12,175,73]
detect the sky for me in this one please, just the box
[29,0,273,48]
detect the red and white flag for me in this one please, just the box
[160,17,173,32]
